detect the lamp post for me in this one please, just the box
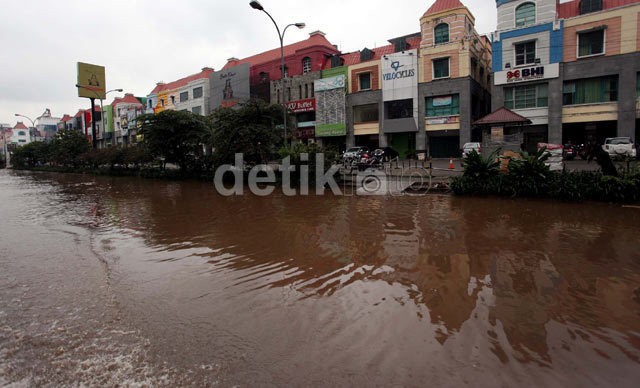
[249,0,305,149]
[76,85,122,148]
[14,113,36,143]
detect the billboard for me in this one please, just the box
[381,49,418,102]
[210,63,250,110]
[314,75,346,92]
[77,62,106,100]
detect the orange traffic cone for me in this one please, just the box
[448,156,454,170]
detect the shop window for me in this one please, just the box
[578,29,605,57]
[433,58,450,79]
[193,87,203,99]
[515,41,536,66]
[192,106,202,115]
[358,73,372,91]
[580,0,602,14]
[386,99,413,120]
[515,3,536,27]
[426,94,460,117]
[302,57,312,74]
[354,103,379,123]
[504,83,548,109]
[563,76,618,105]
[434,23,449,44]
[180,91,188,103]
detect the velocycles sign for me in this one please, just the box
[382,61,416,81]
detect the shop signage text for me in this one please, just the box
[286,98,316,113]
[494,63,560,85]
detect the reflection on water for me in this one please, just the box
[1,171,640,386]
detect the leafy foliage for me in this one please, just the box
[206,99,283,166]
[137,110,209,172]
[462,149,501,180]
[10,141,52,169]
[49,129,91,167]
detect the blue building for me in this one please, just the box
[491,0,564,150]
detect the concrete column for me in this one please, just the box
[459,79,472,148]
[618,66,637,138]
[547,76,563,144]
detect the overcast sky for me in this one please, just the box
[0,0,497,126]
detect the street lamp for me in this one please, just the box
[14,113,36,143]
[76,85,123,148]
[249,0,305,149]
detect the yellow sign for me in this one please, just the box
[77,62,106,99]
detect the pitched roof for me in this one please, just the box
[423,0,465,17]
[222,32,338,70]
[473,107,532,126]
[60,114,72,122]
[341,35,422,66]
[557,0,638,19]
[150,67,215,94]
[110,93,143,108]
[14,122,28,130]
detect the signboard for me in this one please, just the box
[426,116,460,125]
[316,123,346,137]
[77,62,106,99]
[210,63,250,109]
[381,49,418,102]
[494,63,559,85]
[432,96,452,107]
[314,75,346,92]
[286,98,316,113]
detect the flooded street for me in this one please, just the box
[1,170,639,387]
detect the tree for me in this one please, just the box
[137,110,209,172]
[205,99,283,166]
[10,141,52,168]
[49,129,91,168]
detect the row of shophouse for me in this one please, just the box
[4,0,640,159]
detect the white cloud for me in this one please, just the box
[0,0,497,124]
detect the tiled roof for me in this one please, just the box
[13,122,28,130]
[110,93,143,108]
[150,67,214,94]
[341,35,422,66]
[222,32,337,70]
[557,0,638,19]
[473,107,532,126]
[61,114,72,122]
[423,0,465,17]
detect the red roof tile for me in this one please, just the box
[110,93,143,108]
[557,0,639,19]
[222,32,337,70]
[473,107,532,126]
[341,35,422,66]
[14,122,28,130]
[149,68,214,95]
[423,0,465,17]
[61,114,72,122]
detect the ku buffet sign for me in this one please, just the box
[286,98,316,113]
[495,63,559,85]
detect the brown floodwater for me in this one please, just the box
[1,170,639,387]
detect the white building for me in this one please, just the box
[11,122,31,145]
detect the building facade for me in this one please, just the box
[110,94,145,146]
[419,0,492,157]
[147,68,214,116]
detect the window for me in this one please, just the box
[515,41,536,66]
[19,139,26,143]
[302,57,311,74]
[504,83,548,109]
[358,73,372,91]
[305,84,309,99]
[259,72,269,83]
[148,100,153,109]
[180,91,188,103]
[580,0,602,14]
[434,23,449,44]
[299,85,303,99]
[161,99,165,107]
[515,3,536,27]
[563,76,618,105]
[170,96,175,105]
[192,106,202,115]
[427,95,460,117]
[277,89,281,104]
[433,58,450,79]
[578,29,605,57]
[193,87,203,99]
[386,99,413,119]
[281,66,289,78]
[637,73,640,98]
[354,104,379,123]
[18,131,26,136]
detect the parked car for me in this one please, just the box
[462,142,481,156]
[604,137,636,159]
[373,147,400,162]
[562,144,577,160]
[342,146,369,164]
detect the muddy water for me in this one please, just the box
[1,170,639,387]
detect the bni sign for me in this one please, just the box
[494,63,559,85]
